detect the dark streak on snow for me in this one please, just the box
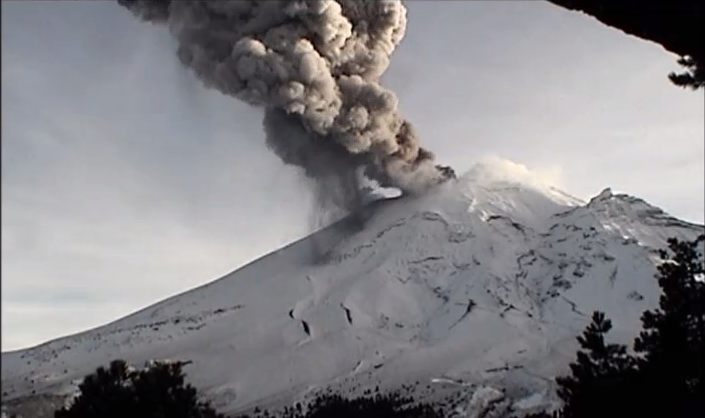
[449,299,476,329]
[560,296,588,317]
[484,364,524,373]
[487,215,528,234]
[341,305,353,325]
[609,266,618,287]
[409,256,444,264]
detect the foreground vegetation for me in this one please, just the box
[528,235,704,418]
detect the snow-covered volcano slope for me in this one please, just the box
[2,161,703,417]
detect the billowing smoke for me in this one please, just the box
[117,0,455,214]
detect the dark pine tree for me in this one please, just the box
[522,411,562,418]
[633,234,705,417]
[273,392,442,418]
[54,359,225,418]
[669,55,705,90]
[555,311,636,418]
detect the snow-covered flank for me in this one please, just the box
[2,160,702,417]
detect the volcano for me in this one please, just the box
[2,160,703,417]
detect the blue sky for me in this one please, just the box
[2,1,703,351]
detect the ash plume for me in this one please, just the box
[118,0,455,213]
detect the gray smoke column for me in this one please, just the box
[117,0,455,212]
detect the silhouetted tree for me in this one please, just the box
[522,411,561,418]
[633,234,705,417]
[55,359,224,418]
[555,311,636,418]
[546,235,705,418]
[269,393,442,418]
[669,55,705,90]
[547,0,704,90]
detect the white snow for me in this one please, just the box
[513,390,546,410]
[465,386,505,418]
[2,160,702,417]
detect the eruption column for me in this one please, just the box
[118,0,455,212]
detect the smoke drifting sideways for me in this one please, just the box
[117,0,456,218]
